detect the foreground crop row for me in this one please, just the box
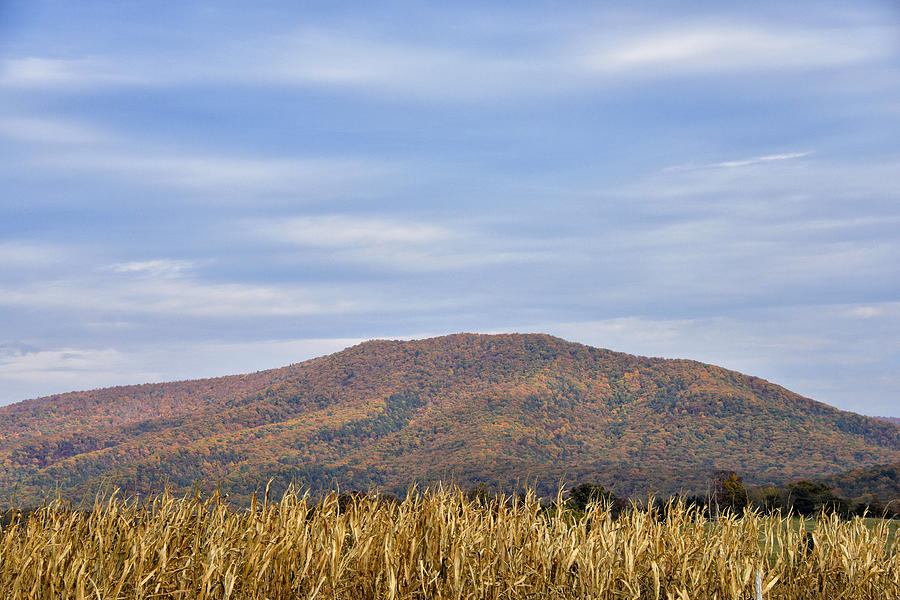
[1,487,897,599]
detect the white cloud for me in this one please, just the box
[270,32,449,86]
[622,155,900,218]
[0,34,550,100]
[107,259,193,277]
[355,246,548,272]
[248,21,895,100]
[0,57,139,89]
[0,346,161,405]
[583,25,889,75]
[251,214,554,272]
[0,337,365,405]
[256,30,554,100]
[30,151,395,193]
[0,116,111,144]
[257,215,453,247]
[0,112,396,198]
[846,306,886,319]
[0,241,67,268]
[0,272,360,318]
[543,315,832,366]
[0,347,127,376]
[2,20,891,101]
[663,152,812,172]
[245,23,894,99]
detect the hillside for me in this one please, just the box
[818,461,900,506]
[1,333,899,505]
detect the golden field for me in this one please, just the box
[0,487,897,599]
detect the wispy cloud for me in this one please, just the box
[0,241,68,268]
[845,305,886,319]
[0,346,163,404]
[0,347,130,378]
[0,266,361,318]
[256,215,453,247]
[255,30,556,100]
[251,214,554,272]
[0,112,397,198]
[107,259,193,277]
[5,20,890,99]
[220,23,896,98]
[30,151,396,194]
[583,25,890,75]
[0,57,140,89]
[0,337,365,404]
[0,116,111,144]
[663,152,812,172]
[623,155,900,215]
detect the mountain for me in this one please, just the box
[1,333,899,506]
[818,461,900,506]
[874,416,900,426]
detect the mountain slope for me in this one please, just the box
[1,333,898,505]
[818,461,900,505]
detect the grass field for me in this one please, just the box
[1,487,897,599]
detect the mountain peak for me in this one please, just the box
[1,333,898,505]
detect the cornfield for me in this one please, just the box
[0,487,897,599]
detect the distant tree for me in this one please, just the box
[337,490,364,514]
[566,483,624,515]
[712,470,748,515]
[683,494,710,518]
[787,480,849,518]
[853,497,898,519]
[464,483,494,507]
[750,486,783,514]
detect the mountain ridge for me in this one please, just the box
[1,333,898,505]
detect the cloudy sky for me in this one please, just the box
[1,1,899,415]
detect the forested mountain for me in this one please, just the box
[1,333,899,506]
[818,461,900,505]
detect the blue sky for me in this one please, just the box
[1,1,899,415]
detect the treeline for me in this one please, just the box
[564,471,900,519]
[450,472,899,520]
[2,479,897,539]
[282,473,900,521]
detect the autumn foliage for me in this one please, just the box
[1,333,899,506]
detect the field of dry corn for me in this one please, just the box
[0,487,897,600]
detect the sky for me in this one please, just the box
[0,1,899,415]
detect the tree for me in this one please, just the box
[787,481,849,518]
[566,483,624,515]
[712,470,748,515]
[750,486,783,514]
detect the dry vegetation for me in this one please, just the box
[1,487,897,599]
